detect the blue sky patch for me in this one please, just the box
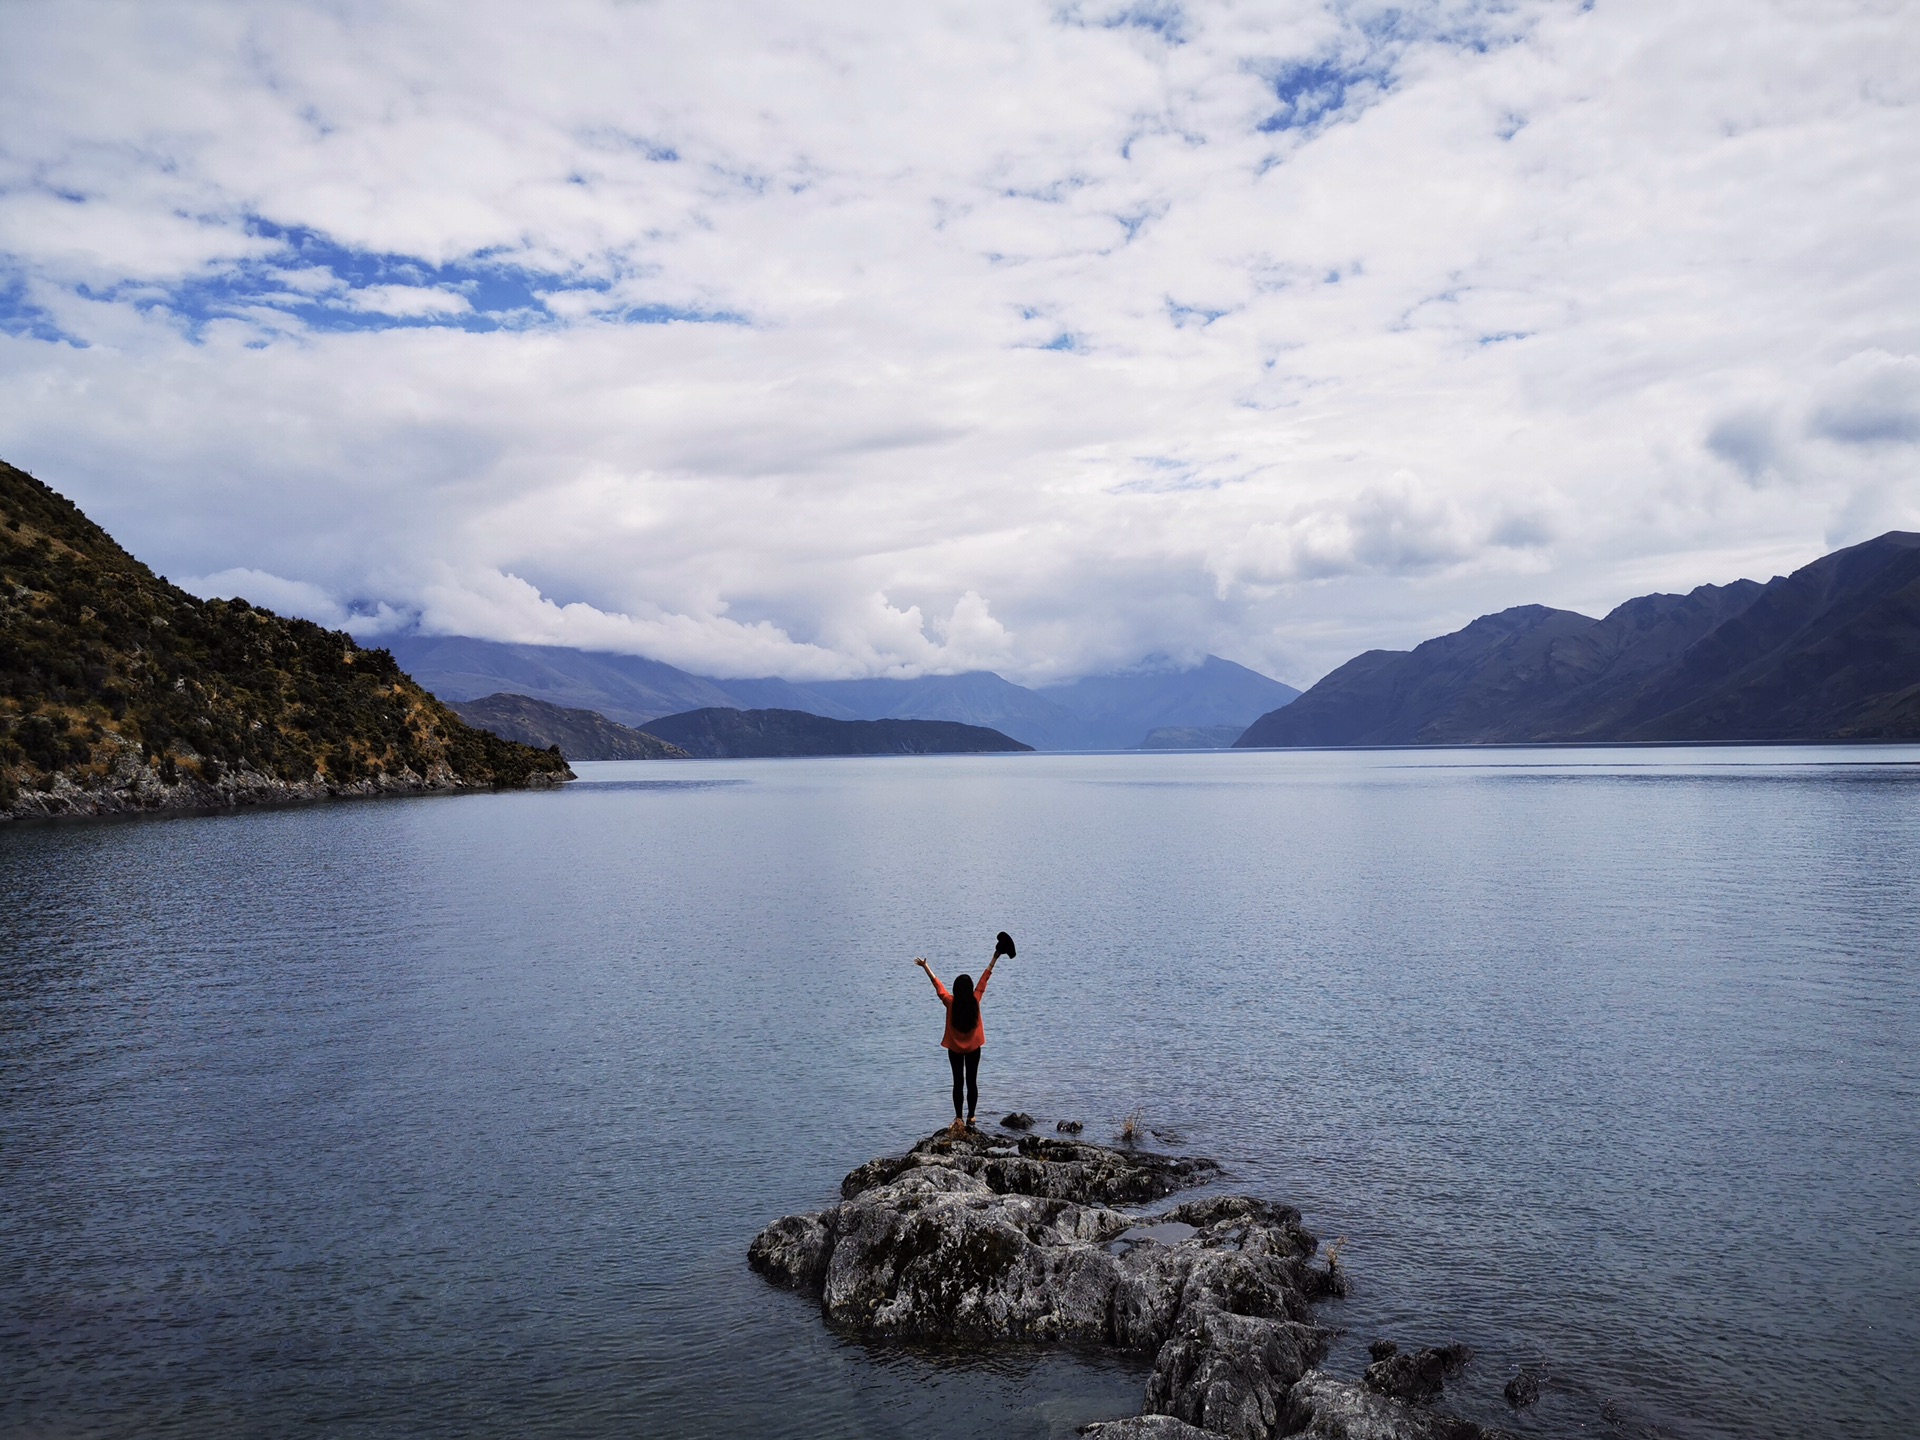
[1253,56,1392,133]
[1250,6,1533,140]
[0,277,84,345]
[1057,2,1189,44]
[5,215,747,341]
[1168,299,1229,328]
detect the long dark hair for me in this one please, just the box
[950,973,979,1033]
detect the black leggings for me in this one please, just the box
[948,1048,981,1118]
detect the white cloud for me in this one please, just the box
[1,0,1917,686]
[181,566,412,634]
[339,284,473,318]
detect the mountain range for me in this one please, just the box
[1238,530,1920,746]
[446,690,1032,761]
[381,635,1300,751]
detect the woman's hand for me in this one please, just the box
[915,957,929,970]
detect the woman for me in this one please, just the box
[915,933,1013,1132]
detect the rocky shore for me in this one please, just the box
[750,1126,1513,1440]
[1,732,570,823]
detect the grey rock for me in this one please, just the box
[1057,1119,1085,1134]
[753,1127,1323,1429]
[745,1213,832,1291]
[1080,1415,1220,1439]
[1144,1309,1326,1439]
[839,1130,1220,1206]
[1001,1111,1037,1130]
[817,1165,1124,1341]
[1285,1372,1517,1440]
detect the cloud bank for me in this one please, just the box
[2,0,1916,683]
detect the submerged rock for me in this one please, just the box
[751,1127,1503,1439]
[1001,1111,1037,1130]
[1502,1368,1542,1409]
[1058,1119,1085,1134]
[1363,1344,1473,1404]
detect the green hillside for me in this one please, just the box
[0,460,570,818]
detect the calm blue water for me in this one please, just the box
[3,747,1917,1440]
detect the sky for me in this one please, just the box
[1,0,1916,687]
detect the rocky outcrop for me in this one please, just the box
[751,1128,1511,1440]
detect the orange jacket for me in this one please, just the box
[934,973,989,1051]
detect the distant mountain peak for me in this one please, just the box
[1238,534,1920,747]
[1451,603,1594,636]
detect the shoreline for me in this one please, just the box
[0,744,571,826]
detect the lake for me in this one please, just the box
[3,746,1917,1439]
